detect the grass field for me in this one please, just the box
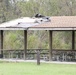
[0,61,76,75]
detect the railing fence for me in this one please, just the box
[3,49,76,61]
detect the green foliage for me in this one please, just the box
[53,31,72,49]
[4,31,24,50]
[27,30,49,49]
[27,34,38,49]
[1,0,76,23]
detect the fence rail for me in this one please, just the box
[52,49,76,61]
[3,49,76,61]
[3,49,49,61]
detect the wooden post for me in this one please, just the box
[0,30,3,58]
[49,30,52,61]
[37,50,40,65]
[72,30,75,50]
[24,30,27,60]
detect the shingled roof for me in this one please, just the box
[0,16,76,30]
[29,16,76,30]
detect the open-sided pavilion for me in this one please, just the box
[0,16,76,61]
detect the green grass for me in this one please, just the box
[0,61,76,75]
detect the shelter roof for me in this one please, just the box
[0,16,76,30]
[30,16,76,30]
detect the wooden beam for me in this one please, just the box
[0,30,3,58]
[72,30,75,50]
[49,30,52,61]
[24,30,27,59]
[29,27,74,31]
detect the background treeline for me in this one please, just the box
[0,0,76,50]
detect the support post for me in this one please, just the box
[49,30,52,61]
[24,30,27,60]
[0,30,3,58]
[72,30,75,50]
[37,50,40,65]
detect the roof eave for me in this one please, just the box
[28,27,76,31]
[0,27,76,31]
[0,27,27,30]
